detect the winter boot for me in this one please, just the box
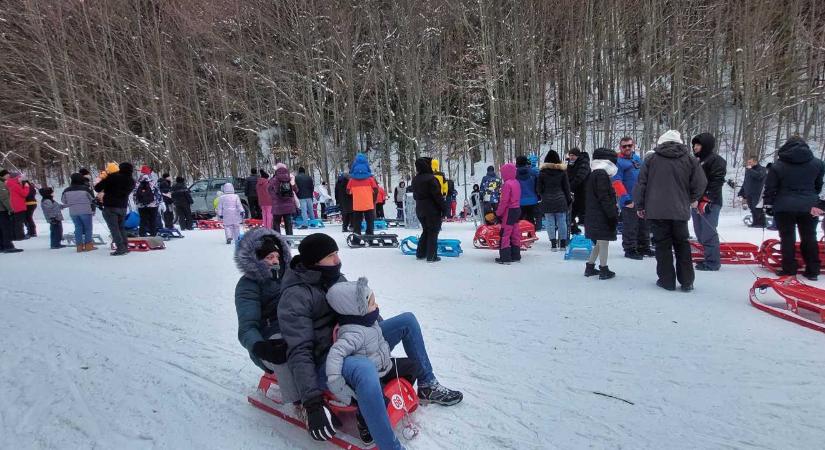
[76,244,85,253]
[550,239,558,252]
[584,263,600,277]
[427,256,442,263]
[356,413,373,445]
[598,266,616,280]
[85,242,98,251]
[624,250,643,260]
[418,382,463,406]
[559,239,568,251]
[226,238,232,245]
[640,248,656,257]
[510,246,521,262]
[495,248,511,265]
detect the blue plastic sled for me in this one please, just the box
[125,211,140,230]
[564,234,593,260]
[399,236,463,257]
[294,218,325,229]
[362,220,388,230]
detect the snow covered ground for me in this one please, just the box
[2,210,823,450]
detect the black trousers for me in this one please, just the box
[774,212,820,274]
[138,207,158,236]
[273,214,293,235]
[11,211,26,240]
[248,196,261,220]
[395,201,404,220]
[25,204,37,236]
[175,204,194,230]
[649,219,694,289]
[520,204,537,227]
[748,200,766,227]
[320,203,327,219]
[416,215,441,260]
[162,202,175,228]
[621,206,651,252]
[103,207,128,251]
[0,212,16,250]
[376,203,385,218]
[352,210,375,235]
[341,212,352,232]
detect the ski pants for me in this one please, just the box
[316,312,437,450]
[260,205,272,229]
[25,204,37,236]
[774,212,820,275]
[621,206,650,252]
[175,205,194,230]
[138,207,158,237]
[70,214,94,245]
[224,223,241,241]
[352,209,375,235]
[650,219,694,289]
[499,207,522,249]
[416,215,441,260]
[691,204,721,269]
[103,207,128,251]
[49,220,63,248]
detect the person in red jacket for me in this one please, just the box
[375,183,387,218]
[495,163,522,264]
[5,172,31,241]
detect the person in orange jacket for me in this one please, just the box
[347,153,378,238]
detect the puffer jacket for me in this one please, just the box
[267,164,297,216]
[277,257,345,403]
[0,182,11,213]
[412,157,446,222]
[234,228,292,373]
[537,162,571,213]
[61,177,95,216]
[133,174,162,208]
[325,277,391,405]
[255,177,272,206]
[335,175,353,213]
[295,172,314,199]
[615,152,642,206]
[350,153,373,180]
[763,138,825,213]
[41,198,64,222]
[480,166,501,204]
[171,182,193,207]
[516,165,539,206]
[94,163,135,209]
[585,150,620,242]
[692,133,727,205]
[567,152,591,199]
[217,183,244,225]
[633,141,707,221]
[6,176,30,213]
[347,176,378,212]
[496,163,521,219]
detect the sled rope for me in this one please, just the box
[393,357,420,440]
[696,211,761,280]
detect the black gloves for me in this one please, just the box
[304,395,337,441]
[252,339,288,365]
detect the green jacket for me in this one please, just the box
[0,183,11,212]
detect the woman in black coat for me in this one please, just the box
[411,157,447,262]
[584,148,619,279]
[537,150,572,251]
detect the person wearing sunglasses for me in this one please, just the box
[615,137,653,260]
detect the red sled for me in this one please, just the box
[247,373,419,450]
[473,220,538,249]
[750,277,825,334]
[758,238,825,274]
[196,219,224,230]
[111,237,165,252]
[244,219,264,229]
[690,241,760,264]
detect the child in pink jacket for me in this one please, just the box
[217,182,244,244]
[495,163,522,264]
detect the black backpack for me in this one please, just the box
[278,181,292,198]
[136,180,155,205]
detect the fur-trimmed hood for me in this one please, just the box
[234,228,292,281]
[540,162,567,171]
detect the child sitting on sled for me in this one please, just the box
[325,277,421,445]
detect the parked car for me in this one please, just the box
[189,177,250,218]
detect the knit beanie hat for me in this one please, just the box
[544,150,561,164]
[592,148,618,164]
[38,187,54,198]
[298,233,339,267]
[657,130,683,145]
[105,162,120,174]
[516,155,529,167]
[175,176,185,183]
[255,234,284,260]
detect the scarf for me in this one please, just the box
[338,308,380,327]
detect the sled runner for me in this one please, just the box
[690,241,760,264]
[749,277,825,334]
[759,238,825,274]
[283,235,305,249]
[196,219,224,230]
[295,218,326,229]
[111,237,166,252]
[63,234,106,246]
[248,372,419,450]
[472,220,538,250]
[564,234,593,260]
[243,219,263,229]
[384,219,405,228]
[157,227,184,240]
[443,217,466,223]
[399,236,463,257]
[347,233,400,248]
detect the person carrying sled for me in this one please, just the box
[267,163,298,235]
[537,150,572,251]
[634,130,707,292]
[738,158,767,228]
[615,136,652,260]
[495,163,522,264]
[583,149,620,280]
[347,154,378,241]
[325,277,422,445]
[278,233,462,450]
[95,162,135,255]
[691,132,727,272]
[763,137,825,280]
[217,182,244,245]
[412,157,447,262]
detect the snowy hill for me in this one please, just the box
[1,211,823,449]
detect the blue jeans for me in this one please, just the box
[544,212,569,242]
[299,198,315,222]
[70,214,94,245]
[691,203,721,269]
[319,312,435,450]
[50,221,63,248]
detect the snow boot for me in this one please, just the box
[427,256,442,263]
[356,412,373,445]
[510,246,521,262]
[76,244,85,253]
[640,248,656,257]
[624,250,643,260]
[550,239,558,252]
[226,238,232,245]
[495,248,511,265]
[598,266,615,280]
[559,239,567,251]
[85,242,98,251]
[656,279,676,291]
[584,263,600,277]
[418,382,463,406]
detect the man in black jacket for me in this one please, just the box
[566,148,590,234]
[244,168,260,220]
[295,167,315,227]
[158,173,175,228]
[691,133,727,271]
[763,137,825,279]
[278,233,462,448]
[94,162,136,255]
[412,157,447,262]
[334,173,353,232]
[738,158,767,227]
[171,177,194,230]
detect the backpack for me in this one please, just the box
[278,181,292,198]
[136,180,155,205]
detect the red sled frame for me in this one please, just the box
[750,276,825,334]
[473,220,538,250]
[758,238,825,274]
[690,241,760,264]
[196,219,224,230]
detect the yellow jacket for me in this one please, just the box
[431,159,448,196]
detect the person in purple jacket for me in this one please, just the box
[267,163,298,235]
[495,163,522,264]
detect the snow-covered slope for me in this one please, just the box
[1,211,823,449]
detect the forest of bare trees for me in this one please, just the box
[2,0,825,187]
